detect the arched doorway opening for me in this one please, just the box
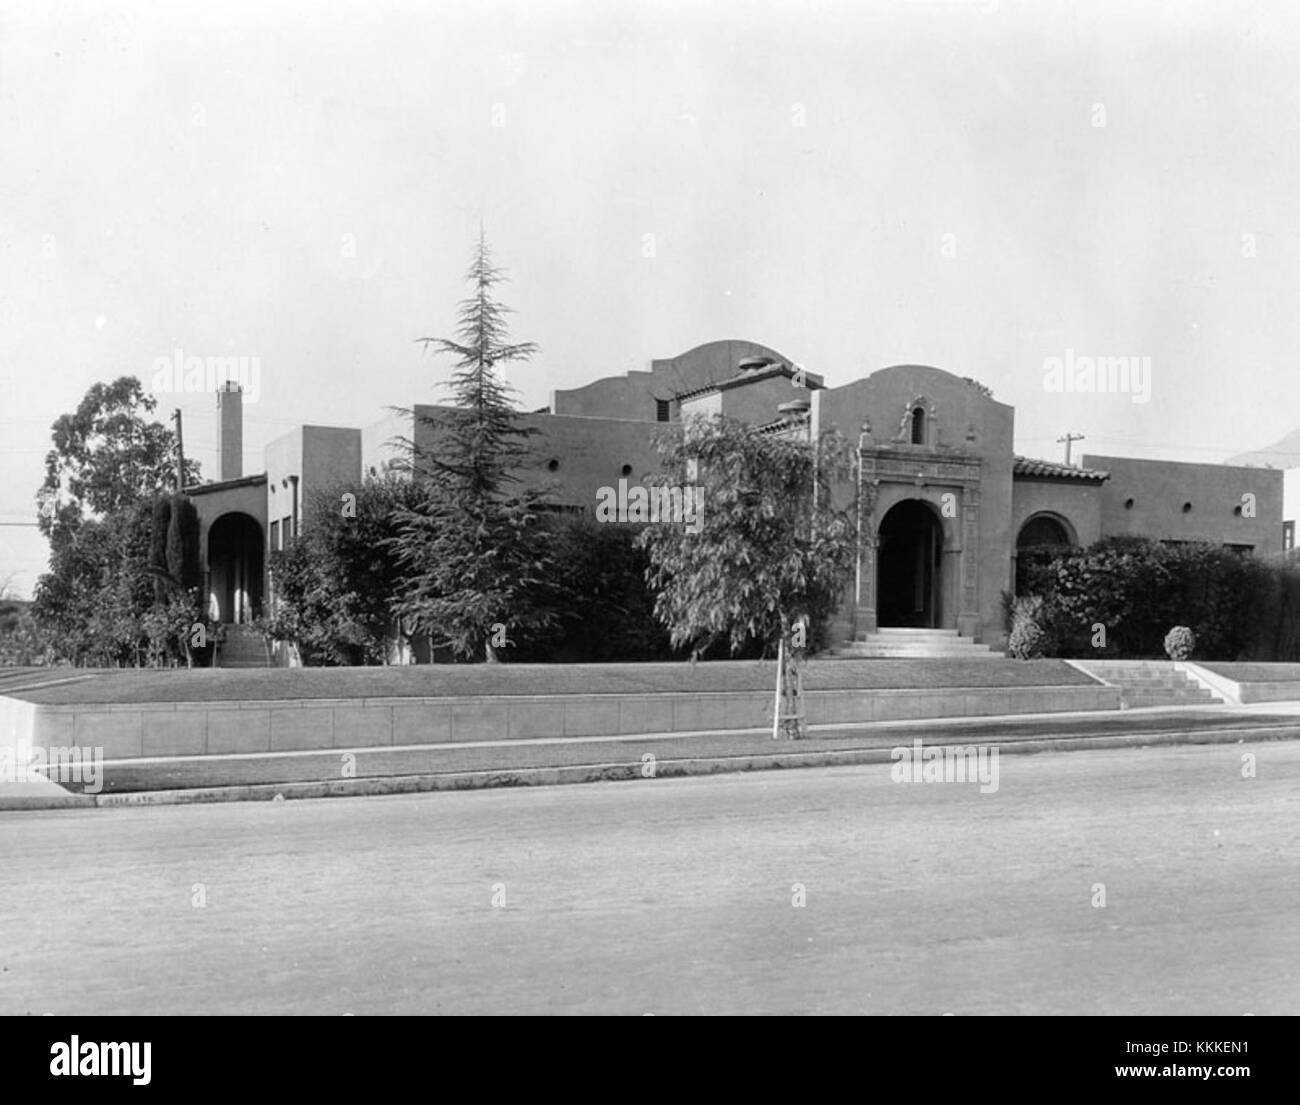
[877,499,944,628]
[1014,513,1075,595]
[207,512,264,624]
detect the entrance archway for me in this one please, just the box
[877,499,944,628]
[207,512,264,624]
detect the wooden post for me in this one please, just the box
[772,636,784,740]
[173,409,185,490]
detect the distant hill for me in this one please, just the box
[1225,429,1300,470]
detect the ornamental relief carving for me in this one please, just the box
[860,455,981,484]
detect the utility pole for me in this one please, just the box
[172,409,186,490]
[1057,432,1085,466]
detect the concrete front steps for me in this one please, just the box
[1072,660,1222,708]
[831,627,1005,659]
[217,624,271,669]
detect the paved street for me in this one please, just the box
[2,740,1297,1015]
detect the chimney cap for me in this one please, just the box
[219,380,242,393]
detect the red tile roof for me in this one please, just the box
[1013,456,1109,482]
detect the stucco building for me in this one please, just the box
[186,341,1284,658]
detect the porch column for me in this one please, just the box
[855,534,878,635]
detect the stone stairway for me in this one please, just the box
[217,623,270,669]
[830,627,1005,659]
[1073,660,1222,708]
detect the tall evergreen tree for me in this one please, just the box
[389,232,556,662]
[407,228,539,494]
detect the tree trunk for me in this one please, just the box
[774,617,806,740]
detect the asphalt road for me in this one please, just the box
[2,740,1297,1015]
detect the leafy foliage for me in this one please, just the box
[263,479,429,665]
[514,517,677,662]
[390,488,556,661]
[637,416,857,657]
[1007,595,1047,660]
[0,595,44,666]
[1163,625,1196,661]
[1017,537,1286,660]
[36,376,198,539]
[32,500,156,666]
[31,379,202,666]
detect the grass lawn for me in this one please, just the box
[1199,663,1300,683]
[3,658,1096,706]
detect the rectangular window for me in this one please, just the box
[1285,521,1295,552]
[656,398,670,422]
[270,520,280,551]
[283,515,294,544]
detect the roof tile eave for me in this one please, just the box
[1013,455,1109,482]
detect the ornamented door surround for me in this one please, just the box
[855,449,983,639]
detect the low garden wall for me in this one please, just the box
[2,682,1120,759]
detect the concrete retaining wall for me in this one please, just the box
[1,683,1121,760]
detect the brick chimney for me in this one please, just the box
[217,382,243,481]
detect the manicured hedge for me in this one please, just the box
[1013,537,1300,661]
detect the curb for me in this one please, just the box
[3,721,1292,811]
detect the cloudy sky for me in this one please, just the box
[3,0,1299,596]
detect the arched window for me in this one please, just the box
[910,407,925,445]
[1017,515,1072,549]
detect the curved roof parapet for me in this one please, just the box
[552,338,816,418]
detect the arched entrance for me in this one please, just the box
[877,499,944,628]
[207,512,264,624]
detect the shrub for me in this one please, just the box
[1014,538,1287,660]
[513,515,677,662]
[1164,625,1195,661]
[1007,595,1047,660]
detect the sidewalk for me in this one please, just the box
[4,699,1297,810]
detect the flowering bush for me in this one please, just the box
[1008,595,1047,660]
[1164,625,1195,661]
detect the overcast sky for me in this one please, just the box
[3,0,1299,597]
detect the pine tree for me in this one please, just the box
[408,228,539,496]
[390,232,556,662]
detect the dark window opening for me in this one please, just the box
[910,407,925,445]
[1016,515,1071,550]
[656,399,671,422]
